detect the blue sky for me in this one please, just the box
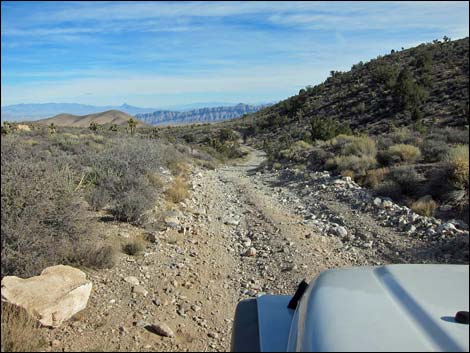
[1,1,469,107]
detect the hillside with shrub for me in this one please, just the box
[233,37,468,138]
[217,37,469,224]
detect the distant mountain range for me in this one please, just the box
[135,103,270,125]
[1,102,271,123]
[36,110,147,127]
[1,103,157,122]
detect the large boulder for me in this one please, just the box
[1,265,92,327]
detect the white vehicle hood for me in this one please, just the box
[285,264,469,352]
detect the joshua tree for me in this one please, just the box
[109,124,118,132]
[1,121,12,135]
[48,123,57,135]
[151,127,159,138]
[127,118,137,135]
[89,121,99,132]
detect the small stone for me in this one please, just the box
[244,247,257,257]
[373,197,382,207]
[148,323,175,338]
[242,239,252,247]
[164,217,180,228]
[132,285,148,297]
[225,218,240,226]
[134,320,147,327]
[208,332,219,339]
[382,200,393,208]
[334,226,348,238]
[124,276,140,286]
[152,298,161,306]
[191,305,201,312]
[439,222,458,233]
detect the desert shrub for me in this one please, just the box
[1,302,45,352]
[146,172,166,189]
[411,198,437,217]
[422,138,450,162]
[168,160,190,177]
[442,127,469,145]
[109,176,156,223]
[205,136,244,160]
[341,169,356,179]
[390,127,414,144]
[165,176,189,203]
[122,238,145,256]
[190,149,214,162]
[447,144,469,189]
[374,180,403,199]
[335,135,377,157]
[325,155,377,176]
[371,62,399,87]
[219,128,238,142]
[86,187,111,211]
[201,160,217,170]
[310,117,352,141]
[1,138,91,277]
[307,147,334,168]
[83,138,173,224]
[393,67,428,111]
[280,140,312,161]
[82,245,117,269]
[388,166,425,196]
[383,144,422,164]
[364,167,390,188]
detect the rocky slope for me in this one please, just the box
[226,37,469,138]
[42,148,468,352]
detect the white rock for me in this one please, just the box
[124,276,140,286]
[334,226,348,238]
[132,285,148,297]
[382,200,393,208]
[373,197,382,207]
[1,265,92,327]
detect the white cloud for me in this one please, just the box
[1,63,328,105]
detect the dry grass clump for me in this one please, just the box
[364,167,390,188]
[168,160,190,177]
[411,198,438,217]
[83,244,117,269]
[447,144,469,189]
[340,169,356,179]
[340,135,377,157]
[146,172,166,189]
[280,140,312,161]
[1,302,45,352]
[165,176,189,204]
[325,134,378,178]
[386,144,422,163]
[374,180,402,200]
[326,155,377,176]
[121,237,146,256]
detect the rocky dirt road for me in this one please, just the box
[46,147,468,352]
